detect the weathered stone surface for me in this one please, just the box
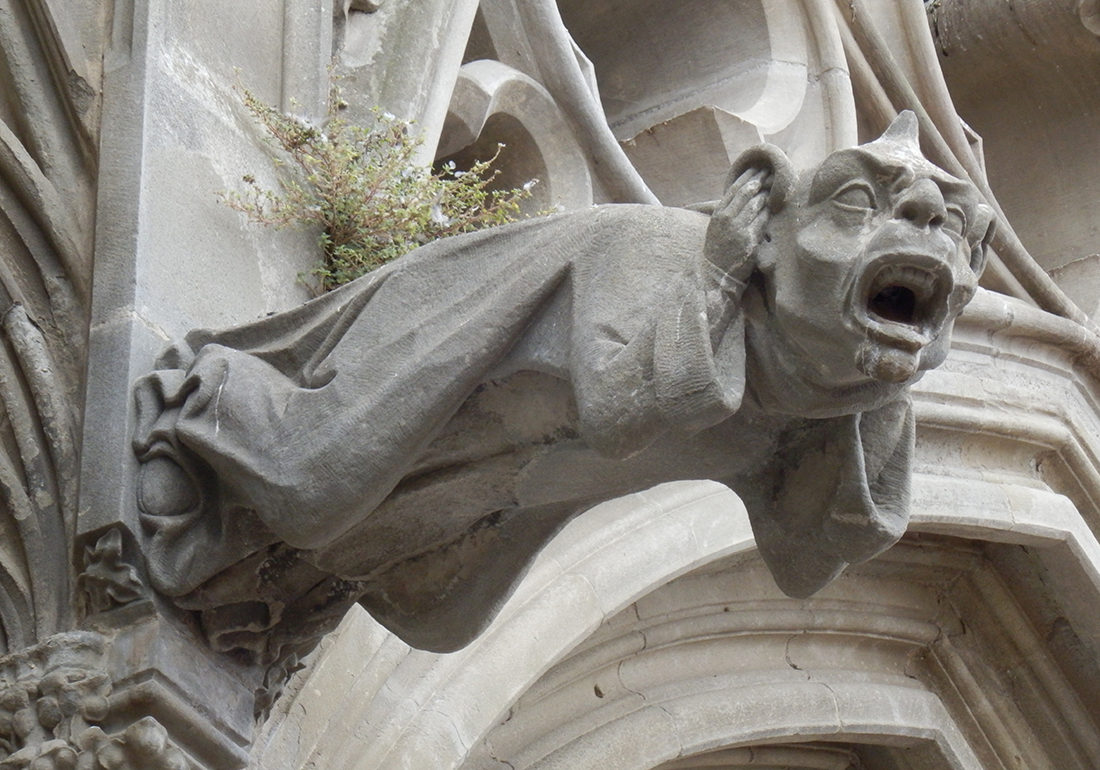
[257,277,1100,770]
[3,0,1100,767]
[131,113,993,655]
[0,633,192,770]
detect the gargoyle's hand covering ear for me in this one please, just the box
[705,144,795,281]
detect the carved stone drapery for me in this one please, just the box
[0,1,1098,769]
[131,115,994,656]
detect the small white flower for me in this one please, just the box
[430,203,450,226]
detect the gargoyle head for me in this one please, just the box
[729,112,995,416]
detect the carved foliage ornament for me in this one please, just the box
[132,112,994,654]
[0,634,186,770]
[77,530,145,615]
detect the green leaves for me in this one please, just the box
[224,87,532,293]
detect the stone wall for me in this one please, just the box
[0,0,1098,769]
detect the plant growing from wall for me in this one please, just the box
[225,89,532,293]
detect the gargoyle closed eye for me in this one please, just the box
[833,184,875,211]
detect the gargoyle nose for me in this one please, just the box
[894,178,947,229]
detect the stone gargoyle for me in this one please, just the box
[132,112,994,656]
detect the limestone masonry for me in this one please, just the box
[1,1,1099,769]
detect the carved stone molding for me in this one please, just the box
[0,633,187,770]
[0,0,101,658]
[438,59,594,212]
[0,0,1098,768]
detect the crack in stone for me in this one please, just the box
[784,632,807,675]
[616,658,645,699]
[485,736,516,770]
[652,701,683,761]
[818,680,845,733]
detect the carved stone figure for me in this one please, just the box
[132,112,993,654]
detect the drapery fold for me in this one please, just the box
[133,206,746,601]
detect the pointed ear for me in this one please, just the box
[724,144,797,214]
[969,203,996,276]
[703,144,796,277]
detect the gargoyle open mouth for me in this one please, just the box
[858,260,952,352]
